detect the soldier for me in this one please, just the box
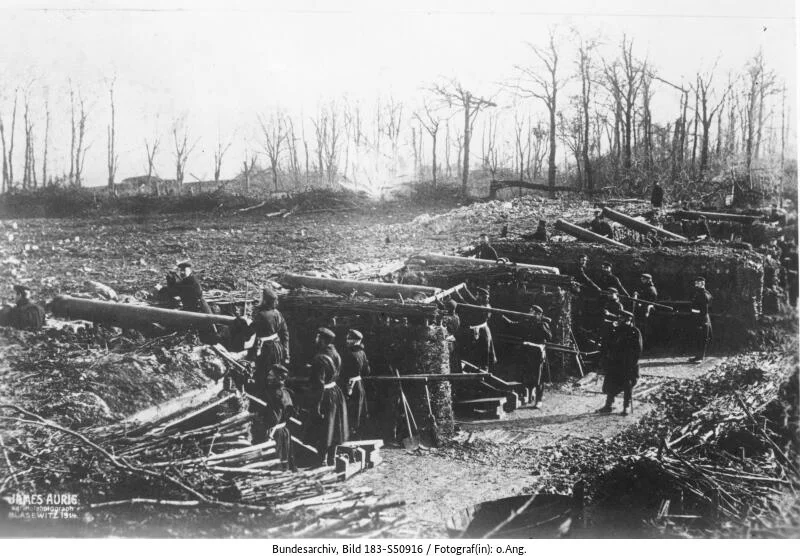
[633,273,658,348]
[590,212,613,238]
[246,287,290,400]
[531,220,548,242]
[600,287,626,337]
[1,285,45,330]
[454,286,497,372]
[574,254,601,294]
[261,364,296,471]
[339,329,371,439]
[162,262,212,314]
[441,299,462,374]
[650,180,664,209]
[688,276,712,363]
[596,261,629,297]
[503,305,552,408]
[308,327,348,466]
[597,312,642,416]
[468,233,499,261]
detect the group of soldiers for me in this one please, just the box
[461,235,714,415]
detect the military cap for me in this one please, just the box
[641,273,653,280]
[270,363,290,377]
[176,261,192,269]
[604,287,618,295]
[601,261,612,267]
[261,287,278,301]
[530,305,544,313]
[694,275,706,283]
[13,284,30,295]
[347,329,363,341]
[317,327,336,340]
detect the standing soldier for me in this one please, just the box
[454,286,497,372]
[688,276,712,363]
[309,327,348,466]
[574,254,601,294]
[468,233,499,261]
[1,285,46,330]
[597,313,642,416]
[633,273,658,349]
[650,180,664,209]
[596,261,629,297]
[503,305,552,408]
[261,364,296,471]
[531,220,548,242]
[339,329,371,439]
[246,287,290,399]
[441,299,462,374]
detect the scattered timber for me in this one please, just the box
[489,179,576,199]
[602,207,687,241]
[554,219,630,249]
[281,273,439,299]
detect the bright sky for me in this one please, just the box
[0,0,796,187]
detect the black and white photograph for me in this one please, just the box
[0,0,798,542]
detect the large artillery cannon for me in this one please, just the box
[50,295,237,331]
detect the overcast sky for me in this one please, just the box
[0,0,796,187]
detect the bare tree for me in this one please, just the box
[513,29,565,193]
[144,135,160,195]
[172,119,197,192]
[513,110,529,181]
[71,88,90,187]
[382,97,403,174]
[107,80,119,195]
[694,64,729,176]
[432,80,496,194]
[241,150,258,195]
[213,132,232,188]
[259,112,287,192]
[481,114,500,179]
[284,115,302,188]
[41,96,49,188]
[414,102,441,187]
[742,51,777,172]
[1,89,19,190]
[602,36,644,171]
[574,30,597,190]
[22,93,35,189]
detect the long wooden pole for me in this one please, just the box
[602,206,687,240]
[280,273,439,298]
[407,252,559,274]
[50,295,237,329]
[554,218,630,249]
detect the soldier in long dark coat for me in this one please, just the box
[688,276,712,363]
[339,329,371,439]
[260,364,296,470]
[589,212,613,238]
[633,273,658,348]
[1,285,45,330]
[597,313,642,416]
[246,287,290,396]
[162,262,212,313]
[309,327,348,466]
[454,286,497,372]
[503,305,553,408]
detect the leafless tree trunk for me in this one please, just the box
[415,103,441,187]
[145,136,160,195]
[212,134,232,189]
[285,116,302,188]
[242,151,257,195]
[107,80,119,195]
[433,81,496,195]
[481,114,500,179]
[514,29,563,194]
[695,67,729,177]
[382,97,403,176]
[260,112,287,192]
[575,31,596,190]
[73,91,89,187]
[172,120,196,192]
[743,51,777,173]
[41,98,49,188]
[1,90,19,190]
[602,36,643,172]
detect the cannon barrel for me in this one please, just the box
[50,295,237,330]
[601,207,687,241]
[671,210,763,224]
[554,219,630,249]
[406,252,560,274]
[279,273,439,298]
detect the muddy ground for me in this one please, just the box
[0,193,797,538]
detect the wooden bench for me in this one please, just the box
[453,396,507,420]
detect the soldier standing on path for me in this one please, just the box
[308,327,348,466]
[688,276,713,363]
[502,305,553,409]
[597,312,642,416]
[454,286,497,372]
[339,329,371,439]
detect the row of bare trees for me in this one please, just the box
[0,33,790,197]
